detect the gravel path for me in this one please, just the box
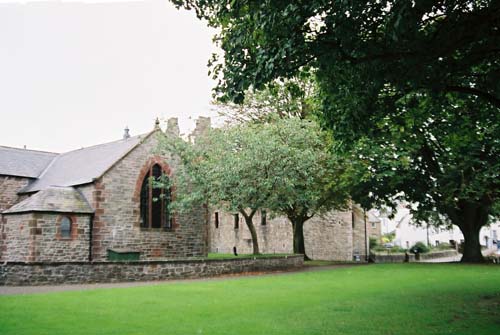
[0,264,362,296]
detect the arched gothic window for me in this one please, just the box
[60,216,72,238]
[140,164,172,230]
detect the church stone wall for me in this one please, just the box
[0,176,30,212]
[1,213,90,262]
[209,211,293,255]
[304,211,354,261]
[209,208,365,262]
[90,132,207,261]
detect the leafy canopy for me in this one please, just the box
[159,118,349,219]
[170,0,499,219]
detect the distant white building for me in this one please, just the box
[372,202,499,250]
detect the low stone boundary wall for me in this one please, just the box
[418,250,459,260]
[369,253,415,263]
[370,249,459,263]
[0,255,303,286]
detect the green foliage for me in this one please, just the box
[369,237,379,250]
[215,69,320,124]
[172,1,499,108]
[2,265,500,334]
[381,232,396,243]
[372,246,407,254]
[410,242,431,254]
[159,118,349,254]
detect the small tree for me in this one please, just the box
[262,119,349,257]
[160,123,287,255]
[159,118,349,257]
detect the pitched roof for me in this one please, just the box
[2,186,94,214]
[20,132,154,193]
[0,146,58,178]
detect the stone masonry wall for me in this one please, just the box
[0,176,30,212]
[304,211,354,261]
[89,131,207,261]
[210,211,293,255]
[210,209,361,261]
[1,213,31,262]
[0,255,304,286]
[1,213,91,262]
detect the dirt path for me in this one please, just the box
[0,263,363,296]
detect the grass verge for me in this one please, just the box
[0,264,499,335]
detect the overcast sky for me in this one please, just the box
[0,0,219,152]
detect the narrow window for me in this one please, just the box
[371,222,376,228]
[261,210,267,226]
[60,216,72,238]
[139,163,172,230]
[214,212,219,228]
[234,213,239,229]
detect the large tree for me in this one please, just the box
[171,0,500,262]
[160,118,348,256]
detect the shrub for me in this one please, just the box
[433,242,454,251]
[371,245,407,254]
[410,242,430,254]
[369,237,379,250]
[391,246,408,253]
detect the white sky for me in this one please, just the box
[0,0,220,152]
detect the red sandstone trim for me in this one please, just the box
[133,156,178,230]
[55,214,79,241]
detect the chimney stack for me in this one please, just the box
[189,116,211,143]
[166,117,180,137]
[123,126,130,139]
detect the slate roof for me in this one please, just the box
[19,132,153,193]
[2,186,94,214]
[0,146,58,178]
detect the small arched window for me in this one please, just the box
[140,163,172,230]
[60,216,72,238]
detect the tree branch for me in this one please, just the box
[445,85,500,109]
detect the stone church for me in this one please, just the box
[1,117,380,264]
[0,119,207,263]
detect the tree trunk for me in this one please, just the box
[453,202,490,263]
[291,218,310,260]
[242,212,260,255]
[459,224,484,263]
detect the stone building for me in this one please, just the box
[1,116,378,264]
[0,119,207,263]
[209,205,372,262]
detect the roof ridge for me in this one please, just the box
[17,129,160,194]
[93,130,158,180]
[33,154,60,180]
[57,133,149,156]
[0,145,58,155]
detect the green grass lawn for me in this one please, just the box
[1,264,499,335]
